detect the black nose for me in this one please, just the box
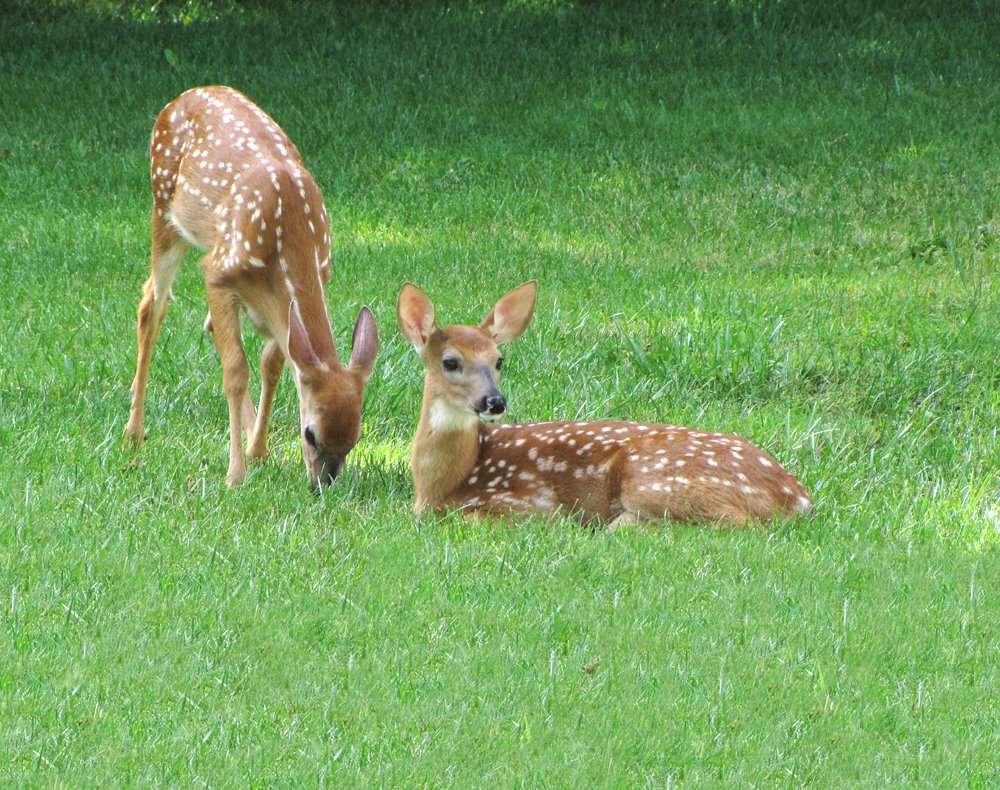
[484,394,506,415]
[309,460,341,491]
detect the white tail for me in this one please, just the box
[397,281,811,526]
[125,86,379,489]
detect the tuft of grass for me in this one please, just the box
[1,1,998,784]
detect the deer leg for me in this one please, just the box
[247,339,285,461]
[125,213,188,445]
[241,393,257,440]
[619,475,750,528]
[606,510,641,531]
[205,311,256,436]
[206,284,250,487]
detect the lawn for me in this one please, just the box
[1,0,998,784]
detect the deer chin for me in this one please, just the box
[477,410,505,424]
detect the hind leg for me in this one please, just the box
[617,476,750,528]
[125,210,189,444]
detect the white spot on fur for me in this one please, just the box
[533,491,556,509]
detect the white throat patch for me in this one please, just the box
[429,401,478,433]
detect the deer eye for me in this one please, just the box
[495,357,503,371]
[304,426,317,448]
[442,358,460,372]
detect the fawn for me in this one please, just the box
[124,86,379,488]
[397,281,811,526]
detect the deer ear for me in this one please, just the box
[397,283,437,352]
[481,280,537,344]
[349,305,379,384]
[287,301,321,371]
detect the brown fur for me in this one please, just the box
[125,86,378,488]
[398,282,811,527]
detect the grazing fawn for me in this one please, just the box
[397,281,811,526]
[124,86,379,489]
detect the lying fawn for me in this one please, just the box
[125,86,379,488]
[397,281,811,526]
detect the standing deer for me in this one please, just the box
[125,86,379,489]
[397,281,811,526]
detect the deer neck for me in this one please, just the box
[265,183,338,366]
[411,383,483,512]
[291,286,338,364]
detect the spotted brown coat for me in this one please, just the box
[126,86,378,488]
[397,281,811,527]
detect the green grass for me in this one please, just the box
[1,0,999,784]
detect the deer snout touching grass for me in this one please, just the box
[397,281,811,527]
[124,86,379,489]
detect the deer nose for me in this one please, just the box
[484,394,506,415]
[309,458,342,491]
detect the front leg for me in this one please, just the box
[206,286,250,487]
[606,510,640,531]
[247,339,285,461]
[206,310,256,438]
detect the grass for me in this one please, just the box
[1,0,999,784]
